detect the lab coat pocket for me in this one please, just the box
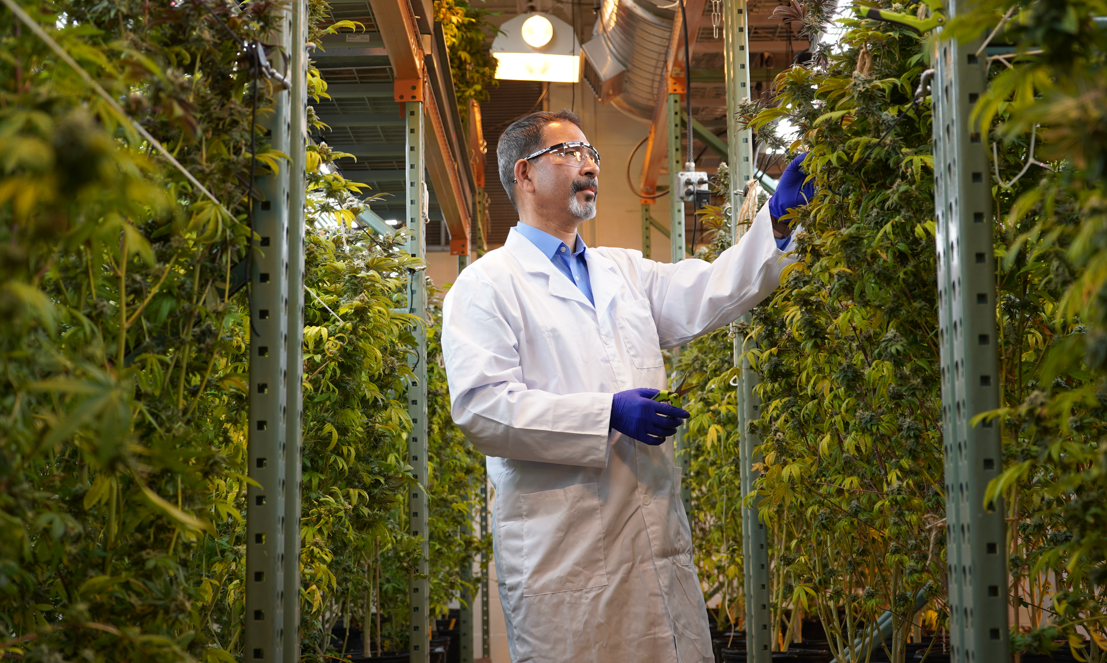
[664,469,694,561]
[615,298,664,369]
[520,482,608,597]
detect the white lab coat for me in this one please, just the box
[441,204,794,663]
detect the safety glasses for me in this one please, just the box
[523,141,601,167]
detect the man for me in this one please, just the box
[441,110,804,663]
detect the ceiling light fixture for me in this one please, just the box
[492,12,580,83]
[521,15,554,48]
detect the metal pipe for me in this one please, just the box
[828,590,929,663]
[405,100,431,663]
[283,0,309,660]
[667,92,693,515]
[247,6,293,661]
[724,1,770,660]
[933,12,1009,661]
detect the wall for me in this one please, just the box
[427,250,461,295]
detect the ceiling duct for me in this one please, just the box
[579,0,674,120]
[580,37,625,105]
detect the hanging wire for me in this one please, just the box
[1,0,235,219]
[626,135,671,199]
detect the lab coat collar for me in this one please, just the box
[513,222,587,259]
[505,227,620,315]
[505,227,592,307]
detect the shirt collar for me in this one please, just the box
[514,222,587,259]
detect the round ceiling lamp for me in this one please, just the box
[521,14,554,48]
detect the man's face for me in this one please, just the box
[523,122,600,221]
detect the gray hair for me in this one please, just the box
[497,109,583,210]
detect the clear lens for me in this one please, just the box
[549,144,600,166]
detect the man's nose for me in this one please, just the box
[581,156,599,178]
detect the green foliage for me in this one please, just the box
[0,1,271,660]
[0,1,489,661]
[747,12,943,660]
[295,228,422,659]
[943,0,1107,655]
[434,0,500,116]
[426,291,491,619]
[679,0,1107,659]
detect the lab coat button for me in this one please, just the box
[641,493,651,506]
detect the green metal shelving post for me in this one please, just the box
[933,7,1010,661]
[724,0,770,659]
[667,92,686,265]
[406,100,430,663]
[284,0,309,660]
[247,6,293,662]
[481,478,490,659]
[642,204,653,259]
[457,253,474,663]
[667,91,692,515]
[460,519,473,663]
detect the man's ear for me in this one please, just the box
[514,159,537,194]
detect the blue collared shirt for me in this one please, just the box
[514,222,595,306]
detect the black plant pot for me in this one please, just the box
[345,651,410,663]
[429,635,451,663]
[722,648,747,663]
[799,619,829,643]
[722,649,833,663]
[913,650,951,662]
[713,632,746,662]
[331,619,365,654]
[781,646,833,662]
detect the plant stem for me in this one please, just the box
[118,232,127,366]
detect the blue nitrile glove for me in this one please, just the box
[768,153,816,246]
[610,388,691,446]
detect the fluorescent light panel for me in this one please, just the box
[494,53,580,83]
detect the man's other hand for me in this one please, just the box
[610,388,691,445]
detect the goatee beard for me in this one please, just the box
[569,178,598,220]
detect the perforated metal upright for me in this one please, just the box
[405,99,431,663]
[724,0,769,658]
[457,254,474,663]
[283,0,309,660]
[667,92,686,266]
[459,519,474,663]
[666,91,693,514]
[932,8,1009,661]
[481,478,490,659]
[247,6,293,662]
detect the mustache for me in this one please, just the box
[570,178,598,197]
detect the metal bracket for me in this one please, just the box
[450,236,470,256]
[668,74,687,95]
[395,77,425,103]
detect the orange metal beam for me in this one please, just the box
[370,0,473,255]
[369,0,423,80]
[638,0,707,204]
[424,83,472,255]
[468,99,486,189]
